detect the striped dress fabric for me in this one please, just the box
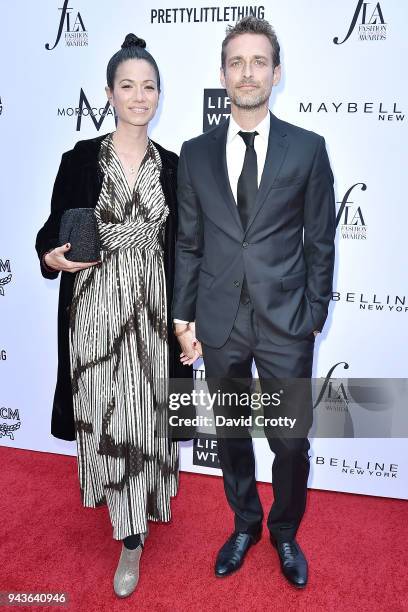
[69,133,178,540]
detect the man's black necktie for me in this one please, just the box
[237,130,258,230]
[237,130,258,302]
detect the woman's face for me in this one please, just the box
[106,58,159,127]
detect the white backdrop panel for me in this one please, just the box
[0,0,406,498]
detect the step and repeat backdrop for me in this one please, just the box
[0,0,407,499]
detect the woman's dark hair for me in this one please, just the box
[106,33,161,92]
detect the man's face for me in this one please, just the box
[220,33,281,110]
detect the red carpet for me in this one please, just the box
[0,446,406,612]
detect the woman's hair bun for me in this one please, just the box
[121,33,146,50]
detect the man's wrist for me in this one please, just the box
[173,321,189,336]
[173,321,197,338]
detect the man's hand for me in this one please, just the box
[313,330,320,337]
[44,243,101,273]
[174,322,202,365]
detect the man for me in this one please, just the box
[172,16,335,588]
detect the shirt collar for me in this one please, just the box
[227,111,270,144]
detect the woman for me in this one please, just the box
[35,34,197,598]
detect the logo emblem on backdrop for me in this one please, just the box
[298,101,404,122]
[0,350,6,361]
[333,0,386,44]
[314,455,398,478]
[312,362,354,438]
[312,363,401,440]
[150,6,265,25]
[336,183,367,240]
[57,89,116,132]
[313,362,350,411]
[0,259,12,296]
[332,291,407,313]
[203,89,230,132]
[45,0,88,50]
[193,436,220,468]
[0,407,21,441]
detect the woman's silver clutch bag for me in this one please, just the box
[59,208,101,262]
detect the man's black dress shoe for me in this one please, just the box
[215,531,261,577]
[270,535,308,588]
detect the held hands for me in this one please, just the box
[44,243,101,273]
[174,321,202,366]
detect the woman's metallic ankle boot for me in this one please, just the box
[113,542,143,597]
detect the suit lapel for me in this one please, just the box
[245,112,289,233]
[210,118,244,233]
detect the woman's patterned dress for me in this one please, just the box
[69,133,178,540]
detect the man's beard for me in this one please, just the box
[229,84,270,110]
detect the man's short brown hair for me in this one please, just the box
[221,16,280,70]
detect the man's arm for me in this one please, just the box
[172,142,204,322]
[303,136,336,332]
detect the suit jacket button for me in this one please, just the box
[242,242,248,248]
[234,280,240,287]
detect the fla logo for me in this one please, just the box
[45,0,88,50]
[333,0,386,44]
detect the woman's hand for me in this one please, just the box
[44,243,101,273]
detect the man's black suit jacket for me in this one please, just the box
[172,112,336,347]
